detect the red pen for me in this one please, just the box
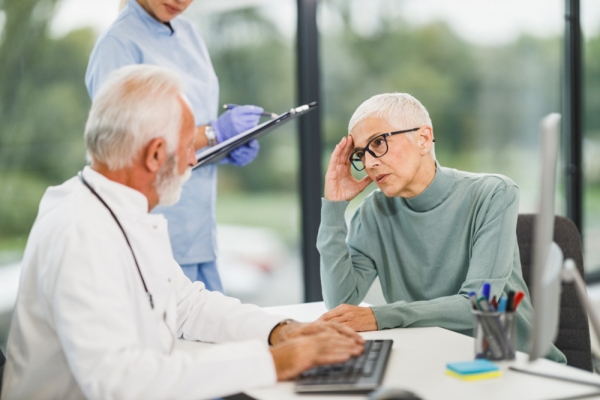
[513,291,525,310]
[491,296,498,311]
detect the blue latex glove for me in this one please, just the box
[212,105,264,143]
[223,139,260,166]
[212,104,263,166]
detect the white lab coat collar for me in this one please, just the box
[81,166,149,216]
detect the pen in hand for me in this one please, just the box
[223,103,278,119]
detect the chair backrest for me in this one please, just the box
[0,346,5,395]
[516,214,593,371]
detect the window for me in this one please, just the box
[582,0,600,275]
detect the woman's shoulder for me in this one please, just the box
[355,189,403,218]
[95,8,149,47]
[441,166,518,195]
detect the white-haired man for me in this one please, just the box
[316,93,565,363]
[1,65,364,400]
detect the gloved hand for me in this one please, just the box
[223,139,260,167]
[211,105,264,143]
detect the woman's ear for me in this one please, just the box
[419,126,434,154]
[144,137,167,173]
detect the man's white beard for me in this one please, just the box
[155,154,192,206]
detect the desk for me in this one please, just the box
[249,302,600,400]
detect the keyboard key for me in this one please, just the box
[363,361,376,376]
[295,339,393,393]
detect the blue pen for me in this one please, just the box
[482,282,491,301]
[497,296,508,312]
[223,103,278,118]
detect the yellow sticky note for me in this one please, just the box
[446,369,503,381]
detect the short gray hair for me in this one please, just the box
[84,64,185,170]
[348,93,435,158]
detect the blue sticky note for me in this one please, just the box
[446,359,499,375]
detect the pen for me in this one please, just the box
[497,296,508,312]
[482,282,491,301]
[223,103,278,118]
[468,291,478,310]
[491,295,498,311]
[513,291,525,310]
[476,297,493,313]
[506,291,516,312]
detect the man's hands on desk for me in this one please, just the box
[318,304,378,332]
[268,321,365,381]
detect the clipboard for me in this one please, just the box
[193,101,317,169]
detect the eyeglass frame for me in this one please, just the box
[349,126,435,171]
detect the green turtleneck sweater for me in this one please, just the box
[317,164,566,363]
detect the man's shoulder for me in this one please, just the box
[34,177,122,245]
[34,179,94,237]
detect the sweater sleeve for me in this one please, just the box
[371,183,520,332]
[317,199,378,309]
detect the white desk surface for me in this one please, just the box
[175,302,600,399]
[245,302,600,400]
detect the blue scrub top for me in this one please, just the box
[85,0,219,265]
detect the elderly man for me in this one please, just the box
[1,65,364,400]
[317,92,565,363]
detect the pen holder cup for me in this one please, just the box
[471,310,516,361]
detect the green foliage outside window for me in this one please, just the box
[1,1,600,267]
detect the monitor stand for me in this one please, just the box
[510,259,600,388]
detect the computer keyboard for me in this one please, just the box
[295,339,393,394]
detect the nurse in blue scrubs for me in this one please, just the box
[85,0,264,292]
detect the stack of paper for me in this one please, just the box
[446,359,502,381]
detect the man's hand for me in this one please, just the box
[269,320,364,346]
[318,304,378,332]
[269,332,364,381]
[324,135,372,202]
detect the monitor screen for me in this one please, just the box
[529,113,563,361]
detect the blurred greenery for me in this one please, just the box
[585,35,600,141]
[216,192,299,244]
[0,0,600,270]
[198,8,298,193]
[0,0,91,247]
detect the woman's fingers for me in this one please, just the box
[326,137,346,173]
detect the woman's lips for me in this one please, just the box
[164,3,180,14]
[376,174,389,184]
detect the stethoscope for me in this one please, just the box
[78,171,154,310]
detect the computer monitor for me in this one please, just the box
[528,113,564,361]
[509,113,600,384]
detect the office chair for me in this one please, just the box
[516,214,593,371]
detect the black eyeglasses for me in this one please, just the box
[350,127,433,171]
